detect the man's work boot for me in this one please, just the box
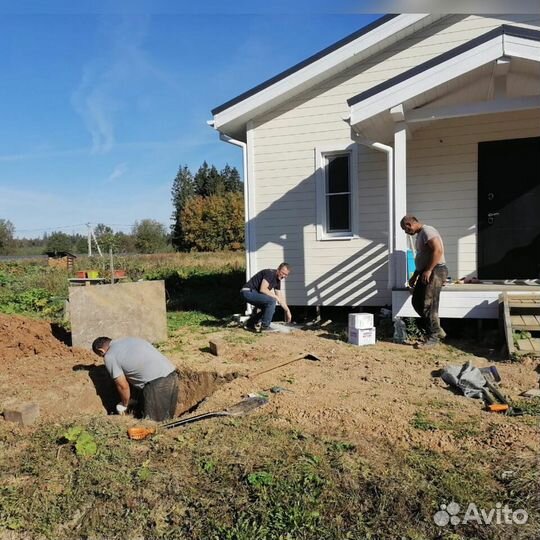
[415,337,440,350]
[260,324,279,333]
[243,317,259,331]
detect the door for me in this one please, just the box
[478,136,540,280]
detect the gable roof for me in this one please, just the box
[211,14,398,116]
[348,24,540,128]
[212,14,444,139]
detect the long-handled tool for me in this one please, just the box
[247,352,321,379]
[127,396,267,440]
[480,369,523,415]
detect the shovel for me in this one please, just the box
[480,368,524,416]
[127,396,267,440]
[247,352,321,379]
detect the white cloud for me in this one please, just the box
[71,15,181,154]
[106,162,128,183]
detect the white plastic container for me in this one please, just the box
[348,313,374,329]
[348,327,376,346]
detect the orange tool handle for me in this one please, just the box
[127,427,156,440]
[487,404,509,413]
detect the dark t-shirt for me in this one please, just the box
[244,269,281,292]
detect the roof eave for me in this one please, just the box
[212,13,441,137]
[349,24,540,127]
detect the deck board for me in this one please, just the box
[517,338,540,353]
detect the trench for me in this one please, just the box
[82,365,238,418]
[176,368,238,415]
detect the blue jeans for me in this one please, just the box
[241,290,276,328]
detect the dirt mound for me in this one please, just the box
[0,313,81,363]
[0,313,103,420]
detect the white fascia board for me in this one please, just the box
[504,34,540,61]
[406,94,540,123]
[350,36,504,125]
[213,14,432,131]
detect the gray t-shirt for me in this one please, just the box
[104,337,175,389]
[415,225,446,271]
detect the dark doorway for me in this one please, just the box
[478,136,540,279]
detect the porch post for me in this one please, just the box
[393,122,408,288]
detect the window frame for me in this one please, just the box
[315,143,359,240]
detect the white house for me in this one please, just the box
[212,14,540,319]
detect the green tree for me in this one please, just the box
[181,192,244,251]
[221,164,243,193]
[132,219,168,253]
[0,219,15,255]
[170,165,194,251]
[46,231,73,253]
[193,161,211,197]
[114,231,136,253]
[72,234,88,254]
[94,223,116,252]
[194,162,225,197]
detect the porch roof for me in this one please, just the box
[348,25,540,142]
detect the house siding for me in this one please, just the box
[247,14,540,307]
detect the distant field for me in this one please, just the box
[0,252,246,321]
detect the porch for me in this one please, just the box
[346,24,540,317]
[393,283,540,319]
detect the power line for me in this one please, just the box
[15,223,88,233]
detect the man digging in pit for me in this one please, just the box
[92,336,178,421]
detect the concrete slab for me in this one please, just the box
[69,281,168,349]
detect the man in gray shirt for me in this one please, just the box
[400,215,448,347]
[92,336,178,421]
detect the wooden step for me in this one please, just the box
[516,337,540,353]
[510,314,540,331]
[500,292,540,357]
[508,298,540,308]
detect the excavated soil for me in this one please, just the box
[1,313,539,458]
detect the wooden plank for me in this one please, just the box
[509,301,540,309]
[502,293,515,356]
[516,338,540,353]
[511,314,525,326]
[511,314,540,330]
[523,315,539,327]
[516,339,534,352]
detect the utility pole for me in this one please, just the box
[86,223,92,256]
[86,223,103,257]
[90,229,103,257]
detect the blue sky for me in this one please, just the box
[0,1,383,238]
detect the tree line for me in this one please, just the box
[0,162,244,255]
[170,161,244,251]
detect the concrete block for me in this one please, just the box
[69,281,168,349]
[209,338,225,356]
[4,402,40,425]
